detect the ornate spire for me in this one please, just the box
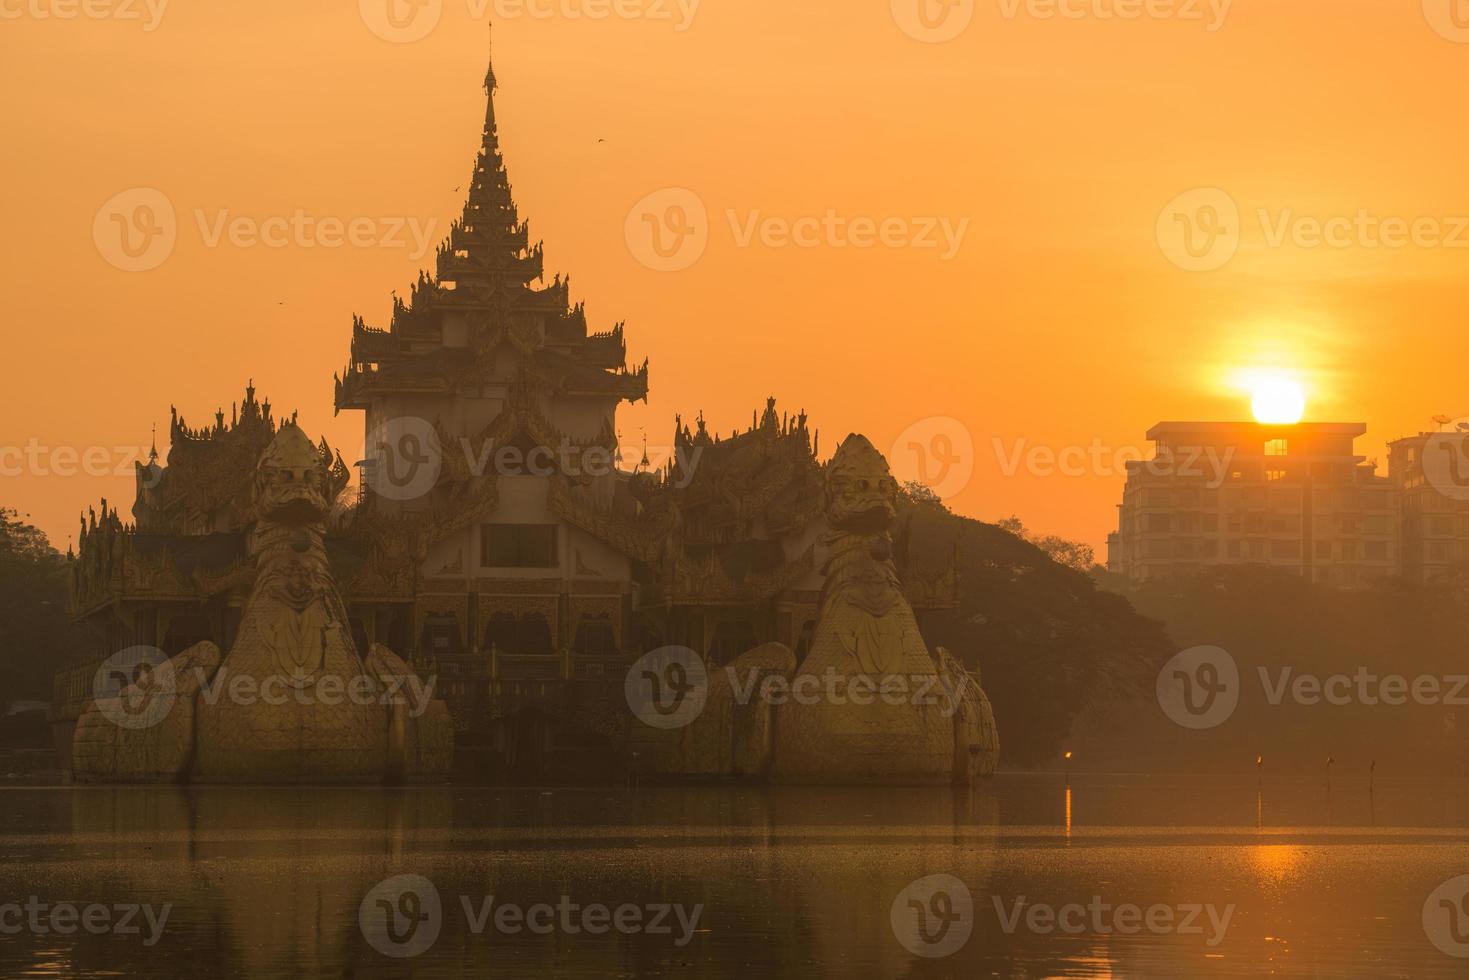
[482,24,499,145]
[484,22,497,95]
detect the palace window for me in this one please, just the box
[1265,439,1288,457]
[573,614,619,657]
[484,611,554,655]
[482,524,558,568]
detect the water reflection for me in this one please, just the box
[0,776,1465,978]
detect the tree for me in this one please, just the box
[1087,566,1469,776]
[996,515,1098,572]
[0,509,78,716]
[896,500,1173,766]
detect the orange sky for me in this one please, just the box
[4,0,1469,554]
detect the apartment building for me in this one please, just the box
[1387,429,1469,583]
[1107,422,1398,587]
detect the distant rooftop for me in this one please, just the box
[1146,421,1367,440]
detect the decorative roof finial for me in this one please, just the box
[148,423,158,464]
[485,21,497,94]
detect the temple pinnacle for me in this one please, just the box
[485,22,497,94]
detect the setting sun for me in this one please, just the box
[1251,377,1307,425]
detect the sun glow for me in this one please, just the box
[1250,375,1307,425]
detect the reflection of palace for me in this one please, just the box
[54,45,959,776]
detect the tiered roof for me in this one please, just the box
[335,47,648,412]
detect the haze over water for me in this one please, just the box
[2,774,1467,978]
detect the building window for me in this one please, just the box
[1315,540,1332,560]
[573,614,619,657]
[484,611,554,655]
[1366,541,1388,561]
[1266,468,1287,483]
[482,524,559,568]
[1265,439,1288,457]
[1271,540,1301,560]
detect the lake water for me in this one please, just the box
[1,773,1467,978]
